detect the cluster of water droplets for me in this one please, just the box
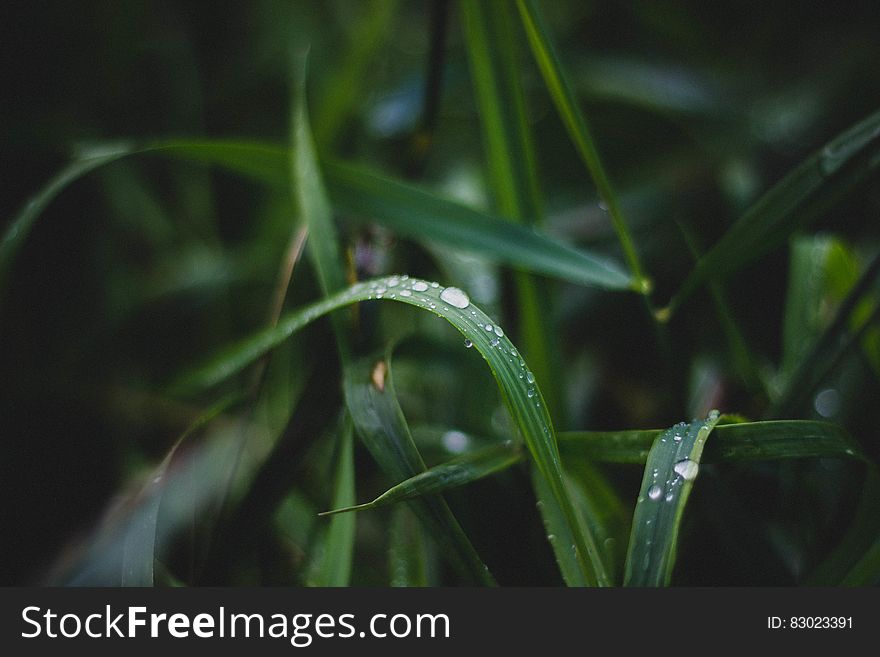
[352,276,545,414]
[641,410,720,508]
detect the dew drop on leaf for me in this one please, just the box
[439,286,470,309]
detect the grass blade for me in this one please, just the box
[312,420,356,586]
[343,354,494,585]
[560,420,865,465]
[461,0,562,421]
[624,411,721,586]
[325,161,634,290]
[0,148,132,292]
[172,274,605,584]
[516,0,646,285]
[665,108,880,315]
[320,442,524,516]
[1,140,635,299]
[388,506,429,587]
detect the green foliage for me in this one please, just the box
[2,1,879,587]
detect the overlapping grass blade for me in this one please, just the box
[171,274,605,585]
[324,161,633,290]
[624,412,721,586]
[559,420,866,464]
[516,0,645,285]
[0,140,635,301]
[320,442,524,516]
[388,506,429,587]
[461,0,562,420]
[312,421,356,586]
[343,354,493,585]
[665,108,880,315]
[806,469,880,585]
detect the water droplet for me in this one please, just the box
[411,281,429,292]
[708,409,720,421]
[388,276,400,287]
[665,491,674,502]
[493,325,504,337]
[547,534,556,542]
[673,432,682,442]
[439,286,470,309]
[431,282,439,288]
[484,324,493,332]
[527,388,535,398]
[525,371,535,384]
[673,459,700,481]
[399,289,412,297]
[648,484,663,500]
[463,339,473,348]
[441,430,469,454]
[490,337,500,347]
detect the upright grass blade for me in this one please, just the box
[343,354,494,585]
[531,466,589,586]
[665,108,880,316]
[461,0,562,421]
[122,393,242,587]
[388,506,429,587]
[312,0,399,150]
[312,420,356,586]
[171,275,605,585]
[320,441,524,516]
[559,420,866,465]
[770,249,880,418]
[624,411,722,586]
[806,468,880,585]
[516,0,646,287]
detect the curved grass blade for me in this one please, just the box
[0,147,132,292]
[320,441,524,516]
[624,411,721,586]
[1,139,635,300]
[388,506,429,587]
[665,108,880,315]
[172,274,605,585]
[312,420,356,586]
[559,420,866,465]
[344,354,494,585]
[515,0,646,285]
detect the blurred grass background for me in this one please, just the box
[1,0,879,586]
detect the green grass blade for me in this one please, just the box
[320,442,524,516]
[0,148,132,292]
[841,534,880,586]
[624,411,721,586]
[516,0,646,285]
[1,140,635,297]
[531,466,589,586]
[560,420,865,465]
[388,506,429,587]
[665,108,880,315]
[325,161,634,291]
[313,420,356,586]
[343,353,494,585]
[461,0,562,421]
[806,468,880,585]
[171,274,604,584]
